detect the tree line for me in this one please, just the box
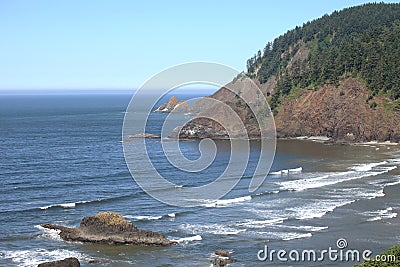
[246,3,400,110]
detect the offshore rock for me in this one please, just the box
[128,133,160,139]
[210,250,235,267]
[41,212,175,246]
[155,96,188,113]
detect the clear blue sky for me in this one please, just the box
[0,0,398,90]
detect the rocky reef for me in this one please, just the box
[41,212,175,246]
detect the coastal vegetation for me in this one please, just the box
[167,3,400,142]
[355,245,400,267]
[245,3,400,113]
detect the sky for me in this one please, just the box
[0,0,398,90]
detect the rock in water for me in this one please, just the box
[37,257,80,267]
[210,250,235,266]
[88,259,101,264]
[79,211,138,235]
[42,212,175,246]
[214,250,230,257]
[128,133,160,139]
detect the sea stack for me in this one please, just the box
[154,96,188,113]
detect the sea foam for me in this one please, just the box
[180,223,246,236]
[202,196,251,208]
[35,225,62,241]
[270,167,303,176]
[364,207,397,222]
[282,232,312,241]
[1,248,90,267]
[125,215,163,221]
[279,161,396,192]
[171,235,202,243]
[40,202,76,210]
[351,161,388,172]
[234,218,287,228]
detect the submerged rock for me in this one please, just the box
[88,259,101,264]
[42,212,175,246]
[37,257,80,267]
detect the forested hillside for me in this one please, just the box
[180,3,400,142]
[245,3,400,113]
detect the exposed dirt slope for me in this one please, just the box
[275,78,400,142]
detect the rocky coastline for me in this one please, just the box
[274,78,400,143]
[158,78,400,144]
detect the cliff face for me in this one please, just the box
[176,75,400,142]
[275,78,400,142]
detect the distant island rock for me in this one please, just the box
[128,133,161,139]
[41,212,175,246]
[155,96,189,113]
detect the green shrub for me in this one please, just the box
[355,245,400,267]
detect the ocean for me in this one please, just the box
[0,92,400,266]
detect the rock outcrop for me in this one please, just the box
[274,78,400,142]
[42,212,175,246]
[174,77,400,143]
[37,257,80,267]
[214,250,231,257]
[210,250,235,267]
[155,96,188,113]
[171,76,275,140]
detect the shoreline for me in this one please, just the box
[280,136,400,146]
[138,133,400,147]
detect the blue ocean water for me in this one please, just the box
[1,92,400,266]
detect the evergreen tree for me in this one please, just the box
[250,3,400,108]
